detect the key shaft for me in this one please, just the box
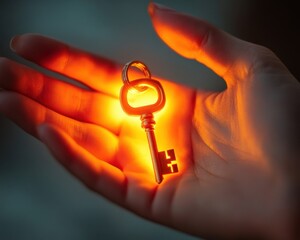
[141,113,163,183]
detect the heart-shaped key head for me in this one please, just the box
[120,78,166,115]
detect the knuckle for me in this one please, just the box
[73,89,86,119]
[73,90,93,121]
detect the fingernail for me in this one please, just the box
[148,2,175,17]
[10,35,20,52]
[148,2,156,17]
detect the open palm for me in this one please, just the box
[0,3,299,240]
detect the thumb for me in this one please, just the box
[148,2,259,84]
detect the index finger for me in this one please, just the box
[10,34,122,97]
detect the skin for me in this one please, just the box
[0,3,299,239]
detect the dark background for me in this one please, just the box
[0,0,298,239]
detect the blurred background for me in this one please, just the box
[0,0,299,239]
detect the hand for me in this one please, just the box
[0,2,299,239]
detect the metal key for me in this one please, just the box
[120,61,178,184]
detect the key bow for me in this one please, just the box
[120,61,165,115]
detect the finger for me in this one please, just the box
[0,90,118,164]
[148,3,261,84]
[37,124,163,219]
[10,33,122,96]
[37,124,127,205]
[0,57,124,134]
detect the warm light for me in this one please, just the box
[7,34,195,186]
[127,84,159,108]
[42,48,122,96]
[38,40,194,182]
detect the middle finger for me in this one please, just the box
[0,57,125,134]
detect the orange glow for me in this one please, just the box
[38,46,193,183]
[4,34,194,186]
[41,48,122,96]
[127,85,159,108]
